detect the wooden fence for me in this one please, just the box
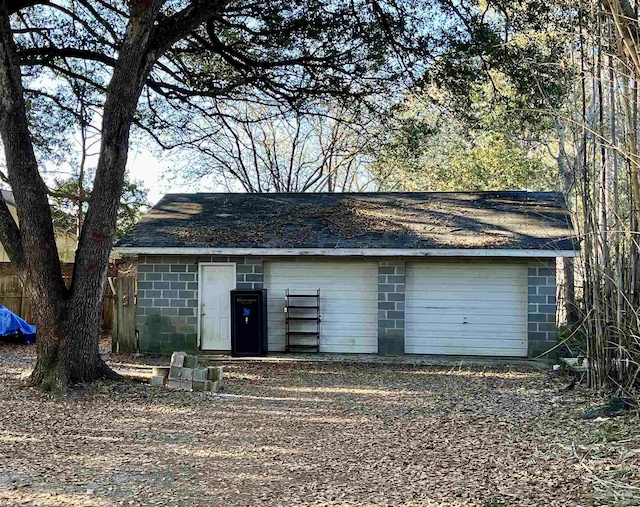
[0,263,116,332]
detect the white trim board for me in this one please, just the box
[116,247,579,258]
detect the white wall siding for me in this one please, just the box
[264,260,378,353]
[405,262,528,356]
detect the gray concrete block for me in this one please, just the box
[180,379,193,390]
[387,275,405,283]
[193,368,208,381]
[207,366,223,381]
[170,352,186,367]
[170,264,186,272]
[528,313,547,323]
[167,379,181,389]
[152,366,170,377]
[150,376,165,387]
[205,380,220,392]
[378,320,395,329]
[183,355,198,368]
[192,380,205,392]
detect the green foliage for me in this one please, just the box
[50,176,149,240]
[373,93,557,191]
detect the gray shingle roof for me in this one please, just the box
[115,191,577,251]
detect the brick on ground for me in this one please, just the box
[170,351,186,367]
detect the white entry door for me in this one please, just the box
[199,263,235,351]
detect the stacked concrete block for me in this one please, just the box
[150,351,222,392]
[378,261,406,354]
[207,366,224,390]
[527,259,558,358]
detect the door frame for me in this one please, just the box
[197,262,236,349]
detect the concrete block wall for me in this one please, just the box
[527,258,557,358]
[377,261,406,354]
[137,255,263,354]
[136,254,559,359]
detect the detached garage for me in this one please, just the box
[115,191,578,358]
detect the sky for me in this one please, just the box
[126,147,190,206]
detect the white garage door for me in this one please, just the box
[406,262,528,356]
[264,260,378,353]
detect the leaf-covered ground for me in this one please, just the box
[0,344,638,506]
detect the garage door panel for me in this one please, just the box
[265,261,378,353]
[404,344,526,356]
[406,262,528,357]
[407,314,526,325]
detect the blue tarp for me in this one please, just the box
[0,305,36,343]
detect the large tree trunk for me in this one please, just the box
[0,1,161,390]
[0,0,224,390]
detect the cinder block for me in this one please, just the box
[180,379,193,390]
[192,380,205,392]
[181,367,194,380]
[183,354,198,368]
[168,379,181,389]
[152,366,170,377]
[150,376,165,387]
[207,366,223,381]
[169,366,182,379]
[170,351,186,367]
[193,368,208,381]
[205,380,220,392]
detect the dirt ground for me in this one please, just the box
[0,344,639,507]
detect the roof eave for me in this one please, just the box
[113,247,580,258]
